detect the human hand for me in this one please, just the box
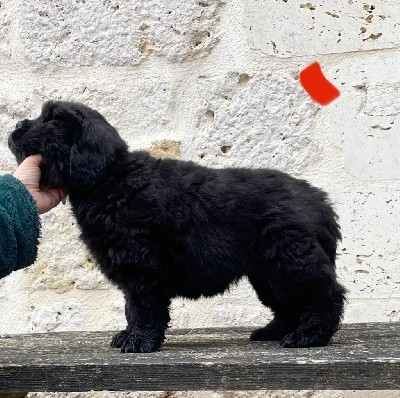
[13,155,68,214]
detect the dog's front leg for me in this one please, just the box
[112,279,171,353]
[110,291,136,348]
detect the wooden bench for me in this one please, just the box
[0,322,399,393]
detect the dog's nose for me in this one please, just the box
[16,121,23,129]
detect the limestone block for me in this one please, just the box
[364,84,400,116]
[27,205,111,292]
[0,270,31,334]
[0,80,177,169]
[0,96,36,171]
[25,289,126,332]
[181,72,317,173]
[136,0,223,62]
[99,299,126,331]
[244,0,400,57]
[21,0,224,67]
[328,54,400,180]
[149,140,181,159]
[27,302,84,332]
[1,81,165,152]
[333,185,400,299]
[20,85,126,135]
[170,280,272,329]
[133,82,177,144]
[211,303,271,327]
[0,1,11,58]
[344,298,400,323]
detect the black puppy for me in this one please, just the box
[9,101,346,353]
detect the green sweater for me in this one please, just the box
[0,174,40,279]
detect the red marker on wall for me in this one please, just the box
[299,62,340,106]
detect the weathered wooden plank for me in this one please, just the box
[0,323,399,391]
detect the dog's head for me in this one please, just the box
[8,101,128,190]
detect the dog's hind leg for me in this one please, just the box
[275,241,346,348]
[279,282,346,348]
[250,238,346,347]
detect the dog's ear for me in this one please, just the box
[69,108,127,189]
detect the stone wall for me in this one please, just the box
[0,0,399,396]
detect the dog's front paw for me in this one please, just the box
[110,330,130,348]
[121,330,164,353]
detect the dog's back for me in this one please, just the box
[155,158,340,266]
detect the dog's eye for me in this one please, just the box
[15,121,23,129]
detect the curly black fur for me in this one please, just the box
[9,101,346,352]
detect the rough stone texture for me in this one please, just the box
[0,0,11,58]
[0,80,178,164]
[245,0,400,57]
[27,302,84,332]
[170,279,272,329]
[135,82,177,144]
[21,0,224,67]
[181,72,317,173]
[0,91,108,171]
[149,140,181,159]
[328,53,400,180]
[333,185,400,299]
[0,269,31,334]
[344,298,400,323]
[0,0,399,396]
[0,96,36,170]
[28,206,110,293]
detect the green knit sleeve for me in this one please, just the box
[0,174,41,279]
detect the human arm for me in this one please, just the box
[0,174,40,278]
[0,155,68,278]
